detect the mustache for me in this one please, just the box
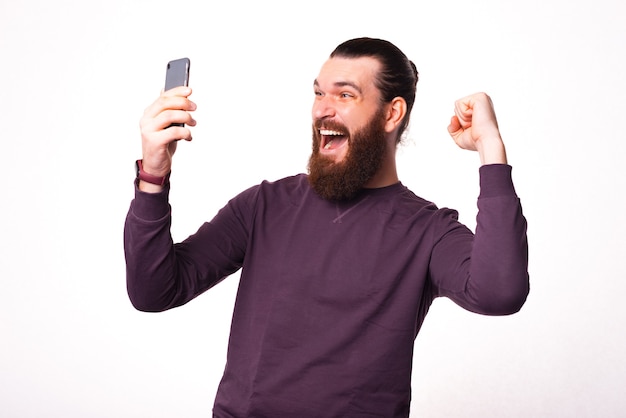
[313,118,348,132]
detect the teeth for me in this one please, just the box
[324,140,333,150]
[320,129,343,136]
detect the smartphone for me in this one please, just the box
[164,57,191,127]
[164,57,190,91]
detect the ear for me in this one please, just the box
[384,97,407,134]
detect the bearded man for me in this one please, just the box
[125,37,529,417]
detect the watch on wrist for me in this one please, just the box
[135,159,170,186]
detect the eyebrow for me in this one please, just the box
[313,79,363,95]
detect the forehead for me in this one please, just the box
[315,56,381,94]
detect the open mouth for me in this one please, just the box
[320,129,348,150]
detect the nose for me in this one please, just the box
[312,95,336,120]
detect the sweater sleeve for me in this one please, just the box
[123,181,253,312]
[428,164,529,315]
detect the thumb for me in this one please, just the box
[447,115,462,137]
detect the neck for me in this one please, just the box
[364,146,399,188]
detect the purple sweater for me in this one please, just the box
[124,164,529,417]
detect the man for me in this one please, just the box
[125,37,529,417]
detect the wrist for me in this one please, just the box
[476,136,507,165]
[135,159,170,192]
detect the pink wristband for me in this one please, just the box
[135,160,170,186]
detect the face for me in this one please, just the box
[308,57,389,201]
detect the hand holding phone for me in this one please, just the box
[137,58,194,191]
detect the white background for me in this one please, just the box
[1,0,625,416]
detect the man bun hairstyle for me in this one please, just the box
[330,37,419,143]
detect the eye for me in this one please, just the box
[340,92,354,99]
[314,89,324,97]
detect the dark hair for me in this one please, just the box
[330,37,419,142]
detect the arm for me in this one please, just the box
[124,185,248,312]
[125,87,243,311]
[429,165,529,315]
[428,93,529,314]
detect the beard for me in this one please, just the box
[307,108,388,202]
